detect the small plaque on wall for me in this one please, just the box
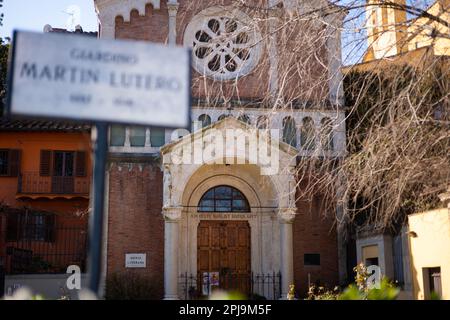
[125,253,146,268]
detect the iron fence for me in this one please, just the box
[0,264,4,297]
[1,216,88,274]
[179,272,281,300]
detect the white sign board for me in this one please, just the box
[125,253,146,268]
[7,30,191,128]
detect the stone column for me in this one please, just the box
[278,208,296,299]
[334,164,348,285]
[167,1,179,45]
[163,207,182,300]
[267,1,280,98]
[325,13,345,107]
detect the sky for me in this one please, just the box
[0,0,98,39]
[0,0,435,65]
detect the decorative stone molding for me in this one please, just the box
[163,164,173,208]
[189,109,347,158]
[266,1,282,98]
[324,12,346,107]
[278,208,297,224]
[167,2,179,17]
[162,207,182,222]
[167,2,179,45]
[94,0,161,39]
[183,6,263,80]
[163,202,181,300]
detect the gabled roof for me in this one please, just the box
[161,116,299,157]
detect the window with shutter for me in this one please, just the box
[0,150,21,177]
[0,150,9,176]
[75,151,86,177]
[40,150,52,176]
[8,149,21,177]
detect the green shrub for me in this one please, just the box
[305,263,401,300]
[337,263,400,300]
[338,278,399,300]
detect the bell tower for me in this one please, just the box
[365,0,408,61]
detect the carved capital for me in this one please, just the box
[278,208,297,224]
[162,207,182,222]
[167,3,179,17]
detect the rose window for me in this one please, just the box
[184,9,262,80]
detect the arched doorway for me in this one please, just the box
[161,118,300,300]
[197,186,251,296]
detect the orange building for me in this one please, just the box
[0,120,92,276]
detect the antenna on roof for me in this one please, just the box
[63,5,81,32]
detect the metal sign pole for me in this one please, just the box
[87,122,108,295]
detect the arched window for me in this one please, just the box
[198,185,250,212]
[218,114,230,121]
[282,117,297,147]
[238,114,251,124]
[320,117,334,151]
[301,117,315,151]
[198,114,212,128]
[257,115,269,129]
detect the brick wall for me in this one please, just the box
[112,0,327,103]
[293,189,339,296]
[107,162,164,297]
[115,2,169,43]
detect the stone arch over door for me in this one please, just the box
[160,117,299,299]
[183,169,271,211]
[178,165,280,289]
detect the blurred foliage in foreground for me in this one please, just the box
[307,263,400,300]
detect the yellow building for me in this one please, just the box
[408,192,450,299]
[364,0,450,62]
[348,2,450,300]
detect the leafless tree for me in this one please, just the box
[177,0,449,232]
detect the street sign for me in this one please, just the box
[6,30,192,297]
[125,253,147,268]
[7,30,191,129]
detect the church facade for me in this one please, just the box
[94,0,347,299]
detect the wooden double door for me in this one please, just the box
[197,220,251,296]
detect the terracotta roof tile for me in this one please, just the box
[0,118,91,132]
